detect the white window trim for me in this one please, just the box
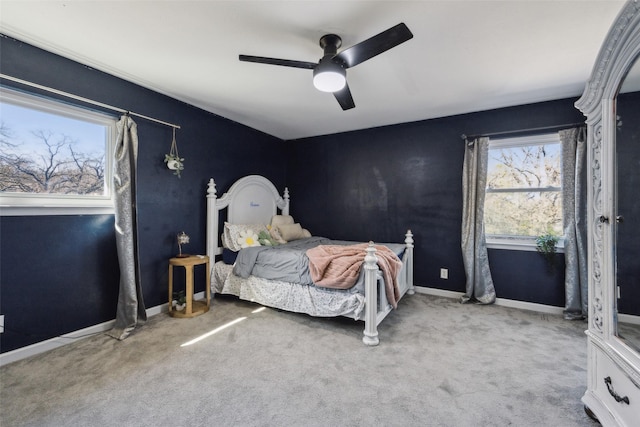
[489,133,561,148]
[486,235,565,252]
[485,133,563,252]
[0,87,116,216]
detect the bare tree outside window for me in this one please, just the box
[0,89,113,210]
[1,127,105,195]
[485,135,563,238]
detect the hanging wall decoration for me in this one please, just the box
[164,127,184,177]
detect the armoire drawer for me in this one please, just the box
[595,351,640,427]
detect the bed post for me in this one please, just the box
[282,187,290,215]
[362,242,380,346]
[206,179,218,272]
[405,230,415,295]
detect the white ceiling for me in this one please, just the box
[0,1,626,140]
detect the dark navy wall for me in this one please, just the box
[616,90,640,316]
[0,35,286,353]
[1,216,119,350]
[285,100,586,306]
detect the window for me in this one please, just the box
[484,133,563,250]
[0,87,116,215]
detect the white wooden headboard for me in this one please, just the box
[206,175,289,261]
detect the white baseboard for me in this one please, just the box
[413,286,463,299]
[414,286,565,315]
[0,291,205,367]
[0,319,116,367]
[619,313,640,325]
[416,286,640,325]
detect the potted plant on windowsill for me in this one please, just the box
[535,233,559,272]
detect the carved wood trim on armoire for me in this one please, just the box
[575,1,640,425]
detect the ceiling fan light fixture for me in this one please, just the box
[313,63,346,92]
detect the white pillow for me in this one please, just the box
[222,222,268,251]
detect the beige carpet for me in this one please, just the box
[0,293,598,427]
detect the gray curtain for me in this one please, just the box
[461,137,496,304]
[560,127,588,320]
[107,115,147,340]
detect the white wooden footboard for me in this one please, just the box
[362,230,414,346]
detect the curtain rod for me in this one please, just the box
[0,73,181,130]
[461,122,585,142]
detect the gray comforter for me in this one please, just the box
[232,236,405,287]
[232,236,331,284]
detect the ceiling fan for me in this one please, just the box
[239,23,413,111]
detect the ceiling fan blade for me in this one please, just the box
[336,23,413,69]
[239,55,317,70]
[333,83,355,110]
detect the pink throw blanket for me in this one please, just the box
[306,243,403,308]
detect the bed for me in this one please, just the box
[206,175,414,345]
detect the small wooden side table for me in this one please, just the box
[168,255,210,318]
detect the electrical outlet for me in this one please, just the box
[440,268,448,279]
[0,315,4,334]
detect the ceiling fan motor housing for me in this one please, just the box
[313,34,347,92]
[319,34,342,55]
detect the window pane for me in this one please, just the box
[487,143,561,190]
[1,96,108,196]
[484,191,563,237]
